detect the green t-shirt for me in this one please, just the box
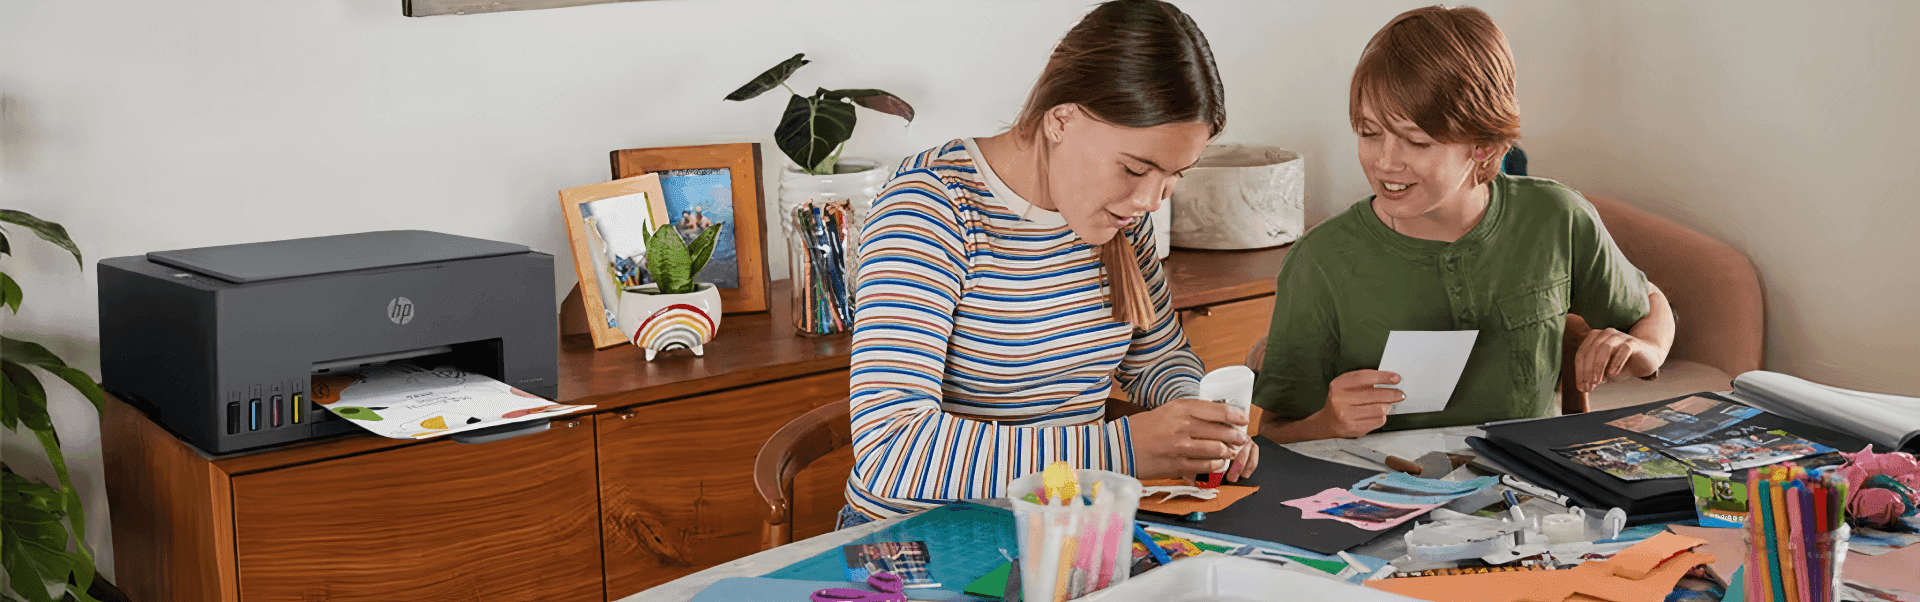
[1252,174,1650,431]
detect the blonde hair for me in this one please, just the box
[1351,5,1520,185]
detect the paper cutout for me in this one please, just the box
[1605,396,1763,445]
[1662,429,1836,472]
[1366,531,1718,602]
[1665,525,1747,582]
[1136,477,1259,513]
[1552,437,1690,481]
[310,364,592,440]
[1350,472,1497,506]
[1843,542,1920,598]
[1376,330,1479,415]
[1282,488,1437,531]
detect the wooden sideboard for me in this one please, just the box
[102,246,1289,602]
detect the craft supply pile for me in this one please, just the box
[688,376,1918,602]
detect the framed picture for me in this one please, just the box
[611,143,771,314]
[559,173,670,349]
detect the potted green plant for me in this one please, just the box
[2,210,113,602]
[724,53,914,336]
[616,223,724,361]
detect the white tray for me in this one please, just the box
[1076,556,1421,602]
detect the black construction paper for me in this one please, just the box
[1137,437,1404,555]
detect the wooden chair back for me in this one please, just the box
[753,399,853,550]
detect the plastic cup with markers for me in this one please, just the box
[1010,462,1144,602]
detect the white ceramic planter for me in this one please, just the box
[616,283,723,361]
[1169,144,1305,250]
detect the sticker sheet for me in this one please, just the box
[310,364,592,440]
[1282,487,1438,531]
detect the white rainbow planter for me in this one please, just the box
[616,283,722,361]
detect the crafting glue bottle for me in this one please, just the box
[1197,366,1257,488]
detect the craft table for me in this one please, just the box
[625,425,1490,602]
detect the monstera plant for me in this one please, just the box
[1,210,106,602]
[724,53,915,175]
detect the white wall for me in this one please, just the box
[3,0,1913,581]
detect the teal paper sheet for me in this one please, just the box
[760,502,1017,595]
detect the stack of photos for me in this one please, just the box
[1604,396,1763,444]
[1552,436,1692,481]
[843,541,938,588]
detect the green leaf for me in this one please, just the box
[2,472,76,602]
[822,89,916,122]
[2,272,20,313]
[723,53,809,102]
[0,336,103,414]
[2,361,52,433]
[31,425,97,599]
[686,221,723,278]
[775,94,857,175]
[644,224,693,295]
[1,225,11,257]
[0,210,81,268]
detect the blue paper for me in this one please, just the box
[1349,472,1498,506]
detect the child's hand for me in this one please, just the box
[1130,398,1250,480]
[1312,369,1404,438]
[1574,327,1662,392]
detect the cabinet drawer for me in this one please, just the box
[1180,295,1275,372]
[231,418,602,602]
[597,370,851,598]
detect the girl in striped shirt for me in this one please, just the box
[843,0,1255,524]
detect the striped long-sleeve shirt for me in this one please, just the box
[845,139,1205,519]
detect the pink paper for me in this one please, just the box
[1281,487,1438,531]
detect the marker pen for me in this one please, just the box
[1196,366,1257,488]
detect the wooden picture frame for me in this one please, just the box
[559,174,670,349]
[611,143,771,314]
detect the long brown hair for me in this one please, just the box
[1350,5,1520,185]
[1011,0,1226,330]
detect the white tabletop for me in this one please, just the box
[621,425,1488,602]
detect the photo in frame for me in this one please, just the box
[559,173,669,348]
[611,143,770,314]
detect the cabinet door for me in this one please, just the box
[1181,295,1277,432]
[1179,295,1275,373]
[597,370,850,598]
[231,419,602,602]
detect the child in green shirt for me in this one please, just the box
[1254,6,1676,442]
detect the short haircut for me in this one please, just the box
[1351,5,1520,183]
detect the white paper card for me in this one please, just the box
[311,364,593,440]
[1376,330,1479,415]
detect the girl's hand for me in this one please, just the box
[1129,398,1249,480]
[1310,369,1404,439]
[1226,430,1260,482]
[1574,327,1662,392]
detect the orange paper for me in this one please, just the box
[1138,478,1260,514]
[1366,531,1717,602]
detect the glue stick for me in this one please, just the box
[1196,366,1257,488]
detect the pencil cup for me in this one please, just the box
[1741,523,1848,601]
[1009,470,1143,602]
[779,160,883,337]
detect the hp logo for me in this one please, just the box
[387,297,415,325]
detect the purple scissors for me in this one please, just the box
[810,571,906,602]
